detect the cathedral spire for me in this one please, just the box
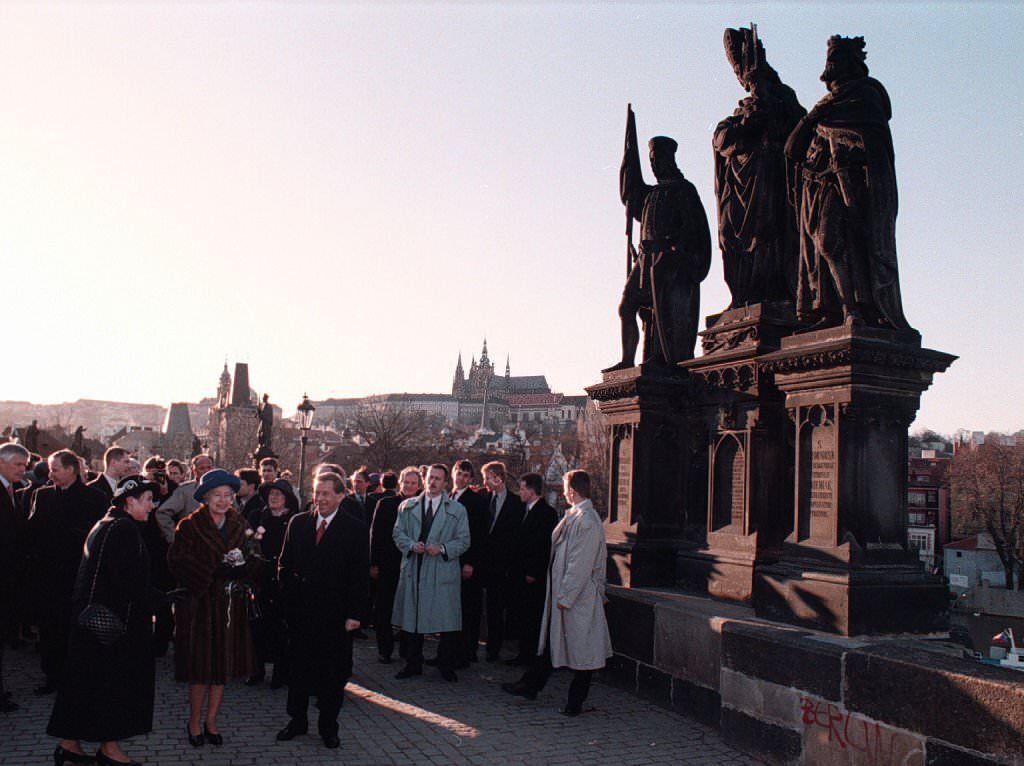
[505,354,510,377]
[480,337,490,365]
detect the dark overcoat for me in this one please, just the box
[24,479,107,621]
[47,510,164,741]
[167,506,258,684]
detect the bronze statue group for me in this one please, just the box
[606,29,912,375]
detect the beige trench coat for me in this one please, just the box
[538,498,613,670]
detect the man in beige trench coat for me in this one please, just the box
[501,469,613,715]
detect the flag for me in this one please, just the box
[991,628,1014,647]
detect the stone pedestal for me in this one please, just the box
[753,324,956,634]
[678,302,800,602]
[586,364,695,587]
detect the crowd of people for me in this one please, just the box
[0,440,612,765]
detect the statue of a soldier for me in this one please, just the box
[256,393,274,452]
[715,26,805,308]
[785,35,911,331]
[71,426,86,454]
[24,419,40,453]
[604,106,711,372]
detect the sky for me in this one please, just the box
[0,2,1020,436]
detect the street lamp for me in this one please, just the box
[297,393,316,506]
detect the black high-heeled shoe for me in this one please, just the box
[53,746,94,766]
[95,750,142,766]
[186,723,204,747]
[204,724,223,746]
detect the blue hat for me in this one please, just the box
[193,468,241,502]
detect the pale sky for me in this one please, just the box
[0,2,1020,436]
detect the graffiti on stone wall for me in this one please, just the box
[800,697,924,766]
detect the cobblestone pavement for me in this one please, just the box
[1,636,764,765]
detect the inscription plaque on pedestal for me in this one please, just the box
[612,426,634,524]
[797,405,837,544]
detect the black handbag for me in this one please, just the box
[77,521,129,646]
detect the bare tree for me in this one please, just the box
[576,399,609,518]
[350,396,432,470]
[951,434,1024,589]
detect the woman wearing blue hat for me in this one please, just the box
[168,468,260,748]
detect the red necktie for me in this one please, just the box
[315,518,327,545]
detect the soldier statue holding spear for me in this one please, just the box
[603,104,711,372]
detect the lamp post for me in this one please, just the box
[297,393,316,506]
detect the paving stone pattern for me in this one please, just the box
[1,636,764,765]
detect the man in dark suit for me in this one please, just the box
[369,467,421,663]
[24,449,107,694]
[234,468,266,526]
[448,459,488,667]
[87,445,133,502]
[480,460,525,662]
[0,443,29,712]
[507,472,559,665]
[276,471,369,750]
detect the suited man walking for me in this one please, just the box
[507,472,558,665]
[276,472,369,749]
[480,461,524,662]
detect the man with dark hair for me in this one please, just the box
[235,469,266,526]
[507,472,558,665]
[479,460,524,662]
[276,471,368,749]
[24,450,107,694]
[0,443,30,711]
[392,464,469,682]
[166,459,188,485]
[369,466,421,663]
[88,446,133,501]
[155,453,213,543]
[259,457,281,485]
[449,459,488,667]
[349,467,371,521]
[502,469,612,716]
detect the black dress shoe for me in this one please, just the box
[204,724,223,746]
[454,659,470,670]
[96,751,141,766]
[244,672,265,686]
[276,721,308,741]
[322,734,340,749]
[0,698,19,713]
[394,666,422,679]
[559,706,582,717]
[501,681,538,700]
[34,681,58,695]
[377,654,392,664]
[186,724,204,747]
[52,745,93,765]
[439,668,458,682]
[505,655,530,666]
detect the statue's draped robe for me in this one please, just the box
[787,76,910,329]
[714,82,804,307]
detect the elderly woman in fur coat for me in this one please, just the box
[168,469,261,748]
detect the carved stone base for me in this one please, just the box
[607,539,682,588]
[587,364,696,588]
[754,560,949,636]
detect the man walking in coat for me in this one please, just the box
[392,464,470,682]
[25,450,107,694]
[0,443,29,712]
[276,471,368,749]
[502,469,613,716]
